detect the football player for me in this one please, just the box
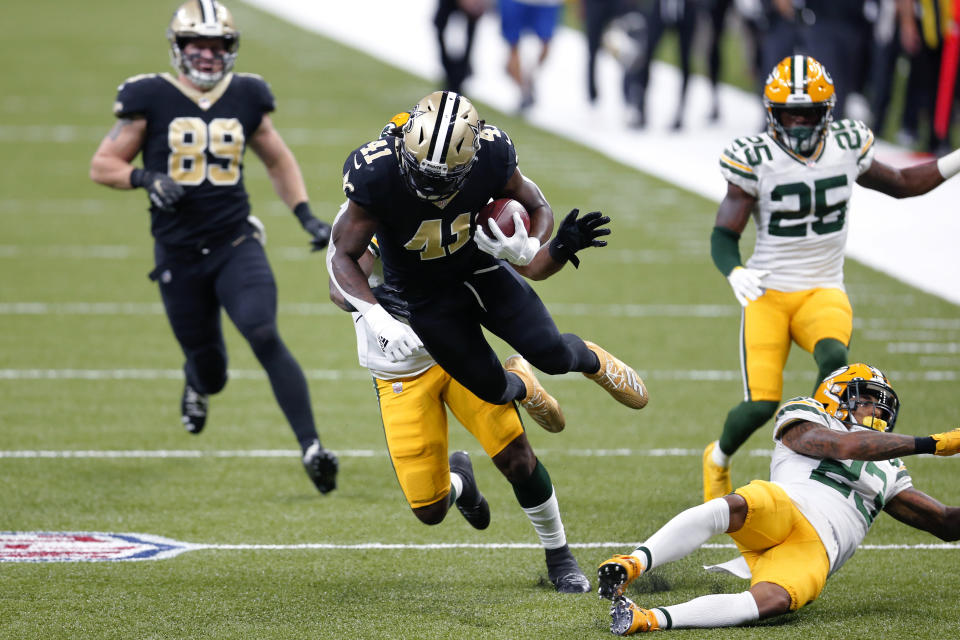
[703,55,960,502]
[88,0,338,493]
[327,91,647,438]
[328,198,602,591]
[598,364,960,633]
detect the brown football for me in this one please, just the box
[476,198,531,237]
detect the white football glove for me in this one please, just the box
[474,212,541,266]
[363,304,424,362]
[727,266,770,307]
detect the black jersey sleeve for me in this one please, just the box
[235,73,276,114]
[479,124,518,191]
[112,74,161,118]
[341,137,402,214]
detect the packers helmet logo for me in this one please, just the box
[814,363,900,432]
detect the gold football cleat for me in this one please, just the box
[598,554,645,599]
[583,341,648,409]
[504,355,565,433]
[611,597,660,635]
[702,441,732,502]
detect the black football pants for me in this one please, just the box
[407,261,596,405]
[152,228,317,447]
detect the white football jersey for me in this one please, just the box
[351,243,435,380]
[719,119,876,292]
[770,397,912,574]
[328,201,436,380]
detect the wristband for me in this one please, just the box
[914,436,936,454]
[293,201,313,225]
[130,168,144,188]
[937,148,960,179]
[548,238,580,268]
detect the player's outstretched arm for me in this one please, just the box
[89,117,147,188]
[779,421,959,461]
[250,114,331,250]
[856,148,960,198]
[883,488,960,542]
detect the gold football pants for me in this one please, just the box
[375,364,524,509]
[741,287,852,401]
[732,480,830,610]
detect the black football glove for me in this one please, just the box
[372,283,410,320]
[130,168,184,212]
[303,217,332,252]
[547,208,611,268]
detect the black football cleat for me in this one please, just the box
[449,450,490,530]
[546,544,591,593]
[302,440,339,494]
[180,382,208,434]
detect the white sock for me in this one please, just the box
[632,499,729,570]
[655,591,759,629]
[522,488,567,549]
[449,472,464,503]
[711,443,730,468]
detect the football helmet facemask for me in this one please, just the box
[763,55,836,157]
[167,0,240,90]
[399,91,482,202]
[814,363,900,432]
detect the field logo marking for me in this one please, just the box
[0,531,194,563]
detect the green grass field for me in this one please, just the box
[2,2,959,638]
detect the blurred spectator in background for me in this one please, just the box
[866,0,911,135]
[626,0,698,129]
[703,0,766,123]
[898,0,958,153]
[435,0,487,94]
[581,0,631,104]
[500,0,565,111]
[794,1,874,120]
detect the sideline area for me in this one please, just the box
[242,0,960,306]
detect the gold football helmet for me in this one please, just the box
[399,91,481,201]
[763,55,836,157]
[167,0,240,90]
[814,363,900,432]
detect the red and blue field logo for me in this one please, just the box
[0,532,192,562]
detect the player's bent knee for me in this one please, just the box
[244,322,281,349]
[412,500,449,526]
[492,436,536,483]
[750,582,793,618]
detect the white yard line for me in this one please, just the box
[238,0,960,306]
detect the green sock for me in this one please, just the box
[512,459,553,508]
[717,400,779,456]
[813,338,848,393]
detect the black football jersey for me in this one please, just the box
[342,124,518,290]
[114,72,275,247]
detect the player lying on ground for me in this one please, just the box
[599,363,960,634]
[703,54,960,503]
